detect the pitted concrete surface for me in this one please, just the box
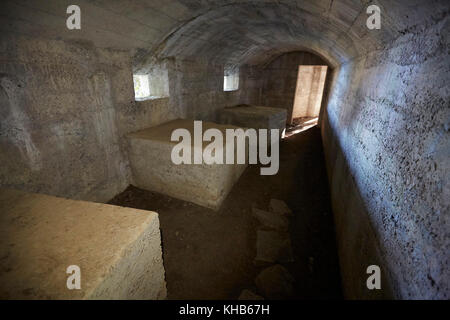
[321,13,449,299]
[0,188,166,299]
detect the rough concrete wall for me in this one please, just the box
[0,35,259,201]
[168,57,260,122]
[261,52,329,122]
[321,15,449,299]
[0,35,175,202]
[117,98,177,136]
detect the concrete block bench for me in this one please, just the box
[218,104,287,138]
[0,188,166,299]
[127,119,247,210]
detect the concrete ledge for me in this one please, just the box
[127,119,247,210]
[218,104,287,135]
[0,188,166,300]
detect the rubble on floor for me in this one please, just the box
[255,229,294,264]
[252,207,289,231]
[255,265,296,300]
[250,199,296,299]
[269,198,293,217]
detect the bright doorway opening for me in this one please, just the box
[291,65,328,123]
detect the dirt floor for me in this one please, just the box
[108,126,342,299]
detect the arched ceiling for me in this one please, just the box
[137,0,444,69]
[153,1,367,68]
[1,0,445,69]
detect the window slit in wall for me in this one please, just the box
[223,66,239,91]
[133,74,151,100]
[133,63,169,101]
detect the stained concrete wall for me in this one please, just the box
[0,35,177,202]
[0,34,258,202]
[0,35,258,202]
[168,57,260,122]
[321,14,449,299]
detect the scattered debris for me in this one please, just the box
[255,229,294,264]
[252,207,289,231]
[238,289,264,300]
[269,199,293,217]
[250,200,296,296]
[255,265,295,299]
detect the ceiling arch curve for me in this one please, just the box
[136,0,399,69]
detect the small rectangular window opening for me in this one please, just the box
[223,66,239,91]
[133,63,170,101]
[133,74,150,100]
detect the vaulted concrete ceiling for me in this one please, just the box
[146,0,446,68]
[1,0,446,68]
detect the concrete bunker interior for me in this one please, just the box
[0,1,448,300]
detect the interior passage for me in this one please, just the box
[0,0,448,300]
[109,127,342,299]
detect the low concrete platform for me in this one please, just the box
[0,188,166,299]
[127,119,247,210]
[218,104,287,137]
